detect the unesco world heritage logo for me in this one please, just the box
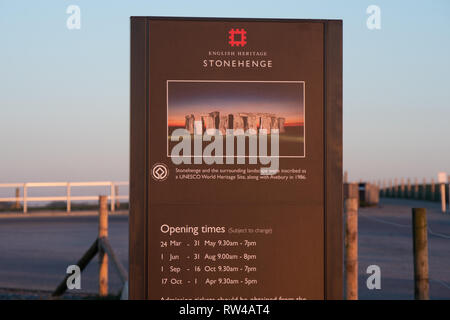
[151,163,169,181]
[228,28,247,47]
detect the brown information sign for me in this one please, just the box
[130,17,342,300]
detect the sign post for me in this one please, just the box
[130,17,343,300]
[438,172,448,213]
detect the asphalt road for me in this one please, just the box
[358,198,450,299]
[0,198,449,299]
[0,215,128,295]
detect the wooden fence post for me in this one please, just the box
[448,176,450,212]
[99,195,108,297]
[394,178,398,197]
[389,179,393,197]
[440,183,446,213]
[400,178,405,198]
[23,183,27,213]
[67,183,71,213]
[345,197,358,300]
[373,183,379,204]
[407,178,411,198]
[431,179,435,201]
[422,178,427,200]
[414,178,419,199]
[378,181,381,197]
[110,183,115,212]
[115,185,120,209]
[412,208,429,300]
[14,187,20,209]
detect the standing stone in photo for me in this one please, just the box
[278,117,286,133]
[193,113,203,135]
[247,114,258,134]
[260,115,272,134]
[210,111,220,130]
[271,116,279,131]
[219,115,229,135]
[203,114,216,135]
[233,114,245,134]
[185,114,195,134]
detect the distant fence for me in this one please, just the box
[344,182,379,206]
[0,181,128,213]
[378,178,449,203]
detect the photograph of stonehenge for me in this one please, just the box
[184,111,286,135]
[167,81,305,157]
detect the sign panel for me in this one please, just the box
[438,172,448,184]
[130,17,342,300]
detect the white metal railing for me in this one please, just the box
[0,181,128,213]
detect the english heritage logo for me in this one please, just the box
[228,28,247,47]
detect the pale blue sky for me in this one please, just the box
[1,0,449,183]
